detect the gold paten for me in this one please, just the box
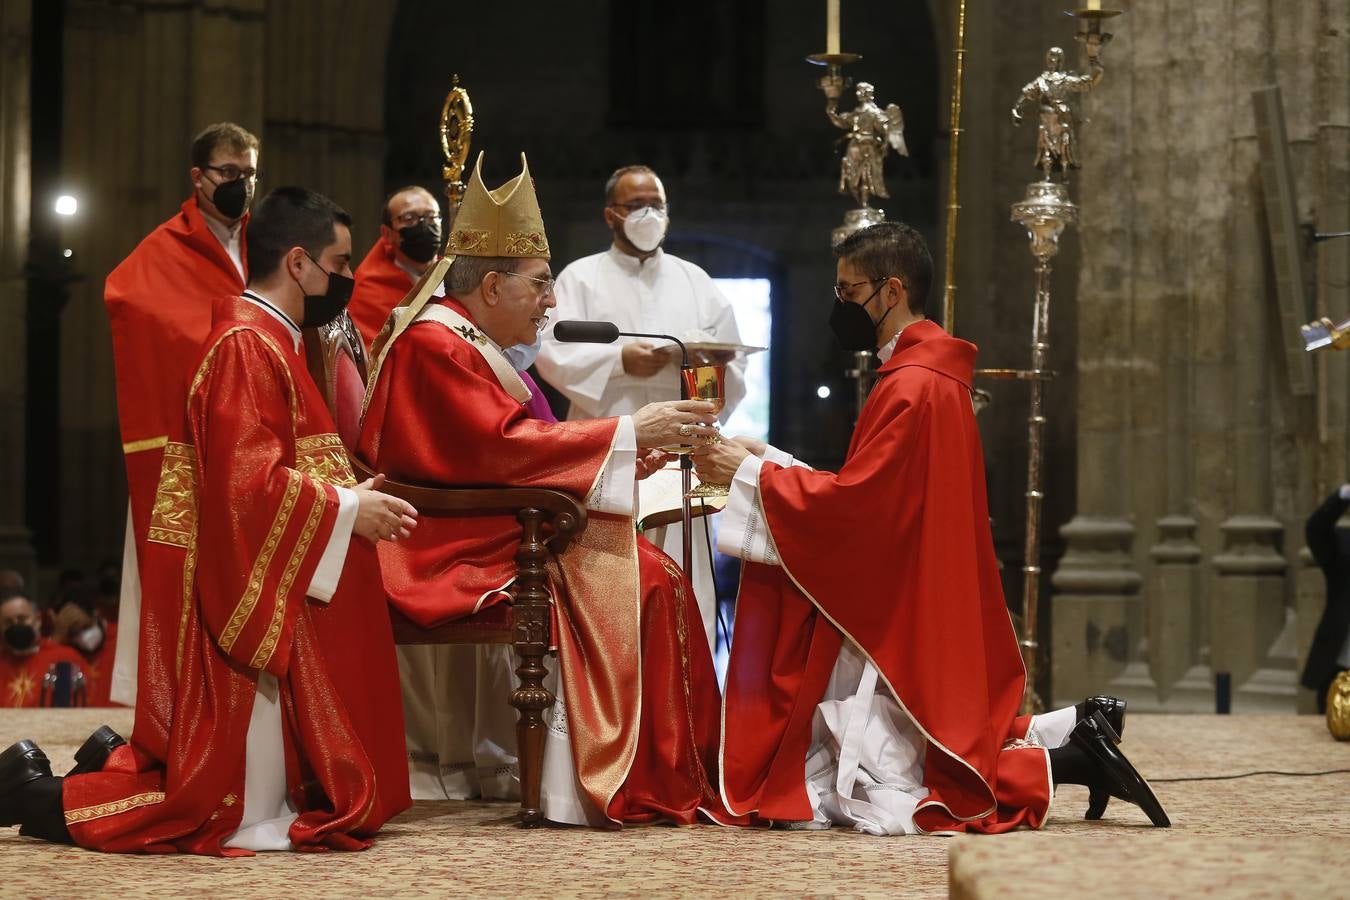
[1328,670,1350,740]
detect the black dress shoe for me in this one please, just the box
[1071,711,1170,827]
[0,740,53,828]
[66,725,127,777]
[1082,695,1127,739]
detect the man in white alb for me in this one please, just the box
[536,165,747,653]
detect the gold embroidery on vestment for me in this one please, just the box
[64,792,166,825]
[251,480,327,669]
[219,469,303,656]
[504,231,549,256]
[448,228,490,253]
[122,435,169,454]
[295,433,357,488]
[147,442,197,548]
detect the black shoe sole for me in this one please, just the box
[1075,711,1170,828]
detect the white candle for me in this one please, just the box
[827,0,840,54]
[1085,0,1101,9]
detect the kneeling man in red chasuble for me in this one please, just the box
[0,187,418,854]
[357,152,738,827]
[694,222,1170,834]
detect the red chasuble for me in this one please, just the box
[62,298,410,856]
[105,197,245,753]
[72,622,120,708]
[0,640,84,708]
[720,319,1051,834]
[348,239,414,349]
[358,296,736,826]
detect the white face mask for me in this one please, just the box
[503,332,543,371]
[73,622,104,654]
[621,207,668,253]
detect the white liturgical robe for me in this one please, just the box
[536,245,748,652]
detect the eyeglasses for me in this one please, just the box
[204,164,261,183]
[610,200,668,215]
[393,211,442,227]
[834,277,887,302]
[500,270,555,299]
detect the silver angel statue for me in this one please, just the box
[1011,42,1105,180]
[823,79,907,209]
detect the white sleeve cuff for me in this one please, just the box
[716,454,781,566]
[307,485,358,603]
[1339,484,1350,501]
[586,416,638,516]
[763,443,811,470]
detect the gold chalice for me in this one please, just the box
[681,364,728,499]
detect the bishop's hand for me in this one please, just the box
[353,473,420,543]
[633,400,719,448]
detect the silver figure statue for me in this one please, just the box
[1011,38,1106,180]
[822,78,908,209]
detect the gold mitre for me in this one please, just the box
[445,152,550,259]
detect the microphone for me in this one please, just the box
[553,320,620,344]
[552,320,687,368]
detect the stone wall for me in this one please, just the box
[1051,0,1350,713]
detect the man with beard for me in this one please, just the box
[536,164,747,654]
[105,122,260,712]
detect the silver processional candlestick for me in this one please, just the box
[1003,4,1119,715]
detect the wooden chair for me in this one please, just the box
[306,311,583,825]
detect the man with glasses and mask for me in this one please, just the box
[104,122,261,720]
[0,186,418,854]
[536,164,747,654]
[358,153,739,827]
[692,222,1169,836]
[348,185,443,348]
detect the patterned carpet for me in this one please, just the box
[1,710,1346,898]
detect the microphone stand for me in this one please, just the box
[619,331,694,579]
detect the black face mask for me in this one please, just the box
[211,178,253,220]
[297,252,356,328]
[397,221,441,264]
[829,284,893,353]
[3,622,37,652]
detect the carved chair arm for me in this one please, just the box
[350,455,588,552]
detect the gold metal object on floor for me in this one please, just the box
[1328,671,1350,740]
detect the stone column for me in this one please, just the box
[0,0,35,582]
[1147,516,1201,702]
[1048,13,1140,707]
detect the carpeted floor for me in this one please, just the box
[1,710,1346,898]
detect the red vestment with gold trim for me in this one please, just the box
[357,296,736,825]
[104,197,246,753]
[720,319,1052,834]
[62,298,410,855]
[348,239,412,349]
